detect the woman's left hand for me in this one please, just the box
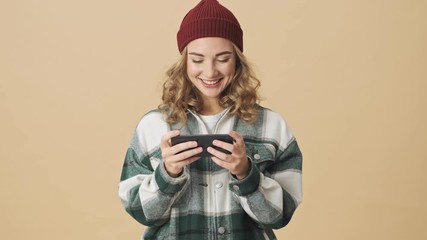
[207,131,250,180]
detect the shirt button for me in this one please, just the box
[254,154,261,160]
[218,226,226,234]
[215,182,223,189]
[232,185,240,191]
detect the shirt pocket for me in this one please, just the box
[245,142,276,172]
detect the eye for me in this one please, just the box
[191,59,203,64]
[217,58,230,63]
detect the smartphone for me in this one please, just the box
[171,134,235,158]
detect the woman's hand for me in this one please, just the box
[161,130,203,177]
[207,131,250,180]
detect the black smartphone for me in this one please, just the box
[171,134,235,158]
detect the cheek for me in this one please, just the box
[186,62,199,77]
[222,63,236,76]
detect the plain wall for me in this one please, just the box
[1,0,426,239]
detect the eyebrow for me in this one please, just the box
[188,51,233,57]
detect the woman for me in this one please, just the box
[119,0,302,239]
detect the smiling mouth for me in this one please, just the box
[199,77,222,85]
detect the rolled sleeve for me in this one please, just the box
[155,163,189,195]
[229,161,261,196]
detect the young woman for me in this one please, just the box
[119,1,302,239]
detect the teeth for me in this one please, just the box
[200,78,220,85]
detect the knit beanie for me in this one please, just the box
[177,0,243,53]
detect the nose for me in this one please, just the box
[204,61,218,78]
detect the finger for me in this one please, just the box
[160,130,180,148]
[170,140,199,155]
[212,139,234,153]
[174,146,203,160]
[186,156,202,165]
[207,146,231,162]
[228,131,244,145]
[164,147,202,172]
[228,131,247,158]
[211,156,231,170]
[173,155,202,169]
[165,146,202,164]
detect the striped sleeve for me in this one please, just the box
[118,111,190,226]
[230,109,303,229]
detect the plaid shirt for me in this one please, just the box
[119,105,303,240]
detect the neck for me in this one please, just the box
[199,98,224,115]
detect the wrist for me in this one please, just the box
[164,163,182,178]
[235,160,251,180]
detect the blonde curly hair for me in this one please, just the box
[159,44,261,124]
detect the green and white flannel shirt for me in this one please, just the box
[119,105,303,240]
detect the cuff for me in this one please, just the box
[155,163,189,196]
[229,160,260,196]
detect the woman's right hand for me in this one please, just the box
[160,130,203,177]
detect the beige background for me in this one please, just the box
[1,0,426,239]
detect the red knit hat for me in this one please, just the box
[177,0,243,53]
